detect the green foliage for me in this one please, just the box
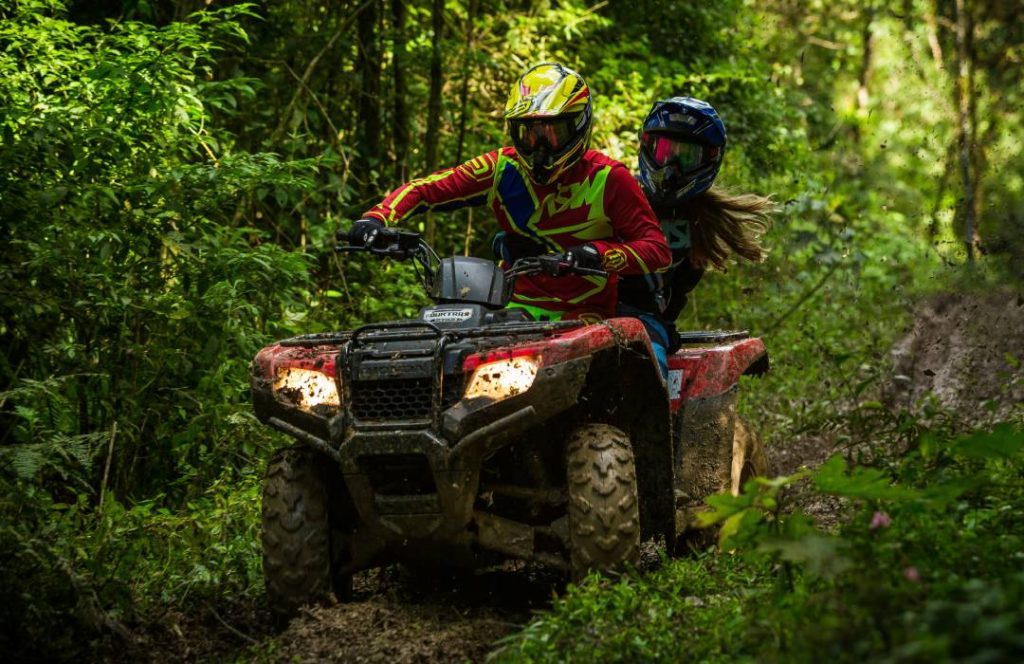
[498,421,1024,662]
[0,1,319,655]
[0,469,262,658]
[1,0,1021,659]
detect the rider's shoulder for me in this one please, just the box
[581,149,626,169]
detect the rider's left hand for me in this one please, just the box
[563,243,602,270]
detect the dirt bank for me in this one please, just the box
[890,291,1024,422]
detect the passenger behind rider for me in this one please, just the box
[619,97,774,377]
[348,63,670,322]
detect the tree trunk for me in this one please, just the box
[854,5,874,145]
[965,1,983,251]
[356,0,383,191]
[391,0,409,181]
[424,0,444,172]
[424,0,445,244]
[953,0,976,260]
[455,0,480,164]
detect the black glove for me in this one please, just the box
[348,217,384,246]
[563,243,602,270]
[493,231,546,263]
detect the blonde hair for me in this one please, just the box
[684,186,775,270]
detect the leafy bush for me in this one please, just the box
[495,420,1024,663]
[0,2,322,656]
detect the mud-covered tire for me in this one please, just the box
[262,446,337,623]
[566,424,641,581]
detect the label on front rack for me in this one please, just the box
[422,308,474,324]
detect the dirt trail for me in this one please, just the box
[269,566,555,663]
[775,291,1024,528]
[890,291,1024,421]
[115,292,1023,663]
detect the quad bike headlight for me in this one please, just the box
[463,356,539,401]
[273,367,341,413]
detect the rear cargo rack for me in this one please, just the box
[676,330,750,344]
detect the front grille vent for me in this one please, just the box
[351,379,433,421]
[441,373,466,411]
[359,454,436,495]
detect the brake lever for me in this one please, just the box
[572,266,608,277]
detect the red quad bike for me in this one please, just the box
[251,228,769,621]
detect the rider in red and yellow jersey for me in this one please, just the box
[350,63,670,321]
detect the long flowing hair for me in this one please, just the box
[684,186,775,270]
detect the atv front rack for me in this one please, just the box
[278,319,583,347]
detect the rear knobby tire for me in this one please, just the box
[566,424,640,581]
[262,446,337,623]
[731,418,769,495]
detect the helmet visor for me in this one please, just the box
[641,134,707,172]
[510,116,579,155]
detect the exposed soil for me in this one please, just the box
[268,565,558,663]
[776,291,1024,530]
[107,292,1023,663]
[889,291,1024,422]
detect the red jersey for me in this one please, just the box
[363,148,670,318]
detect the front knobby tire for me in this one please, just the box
[566,424,641,581]
[262,446,342,623]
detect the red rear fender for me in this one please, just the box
[667,338,768,406]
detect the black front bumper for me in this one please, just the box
[336,357,590,545]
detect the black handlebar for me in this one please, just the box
[504,254,607,279]
[335,227,607,279]
[335,227,427,259]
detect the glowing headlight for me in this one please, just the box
[273,367,341,413]
[464,356,539,401]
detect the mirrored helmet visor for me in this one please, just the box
[511,116,579,155]
[641,133,707,172]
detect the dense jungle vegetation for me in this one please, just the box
[1,0,1022,661]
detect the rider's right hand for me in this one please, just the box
[348,217,385,247]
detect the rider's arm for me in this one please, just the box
[662,257,706,323]
[363,152,498,226]
[590,165,672,275]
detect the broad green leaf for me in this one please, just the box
[758,534,851,578]
[952,424,1024,460]
[813,454,918,501]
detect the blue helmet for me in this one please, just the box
[637,96,726,205]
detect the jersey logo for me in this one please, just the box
[542,166,609,221]
[458,154,494,180]
[664,219,691,250]
[601,248,628,271]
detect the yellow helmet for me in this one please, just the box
[504,63,593,184]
